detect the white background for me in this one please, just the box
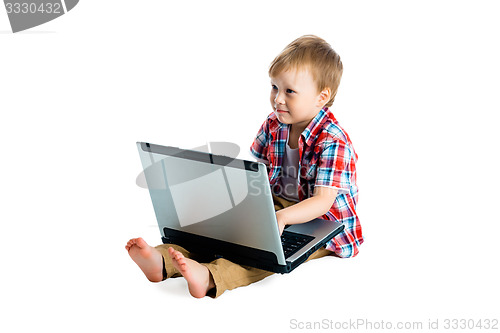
[1,1,499,332]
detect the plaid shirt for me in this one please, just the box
[250,108,363,258]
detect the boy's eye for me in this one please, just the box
[271,84,278,90]
[286,89,295,94]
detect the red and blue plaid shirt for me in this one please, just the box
[250,107,364,258]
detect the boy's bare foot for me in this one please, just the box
[168,247,215,298]
[125,237,164,282]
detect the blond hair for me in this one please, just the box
[269,35,343,107]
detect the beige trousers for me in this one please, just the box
[155,195,332,298]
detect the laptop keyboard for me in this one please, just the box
[281,231,314,259]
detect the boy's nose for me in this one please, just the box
[274,92,285,105]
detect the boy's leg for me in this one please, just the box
[202,259,274,298]
[152,243,273,297]
[272,193,297,211]
[201,246,332,298]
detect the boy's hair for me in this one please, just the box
[269,35,343,107]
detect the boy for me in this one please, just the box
[125,35,363,298]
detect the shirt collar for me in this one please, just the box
[301,107,334,147]
[269,113,284,133]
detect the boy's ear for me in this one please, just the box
[317,88,332,107]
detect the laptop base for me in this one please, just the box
[161,225,344,274]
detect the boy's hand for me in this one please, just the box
[277,219,286,236]
[276,210,287,236]
[274,187,338,236]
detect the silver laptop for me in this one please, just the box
[137,142,344,273]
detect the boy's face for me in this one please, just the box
[270,68,328,130]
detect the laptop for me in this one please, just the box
[136,141,344,273]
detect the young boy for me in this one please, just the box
[125,35,363,298]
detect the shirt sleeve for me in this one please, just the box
[315,140,355,195]
[326,223,362,258]
[249,118,270,162]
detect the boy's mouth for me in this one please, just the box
[276,109,289,113]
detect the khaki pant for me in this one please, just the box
[155,195,332,298]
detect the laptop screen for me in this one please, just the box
[137,142,280,246]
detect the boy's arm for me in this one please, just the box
[275,186,338,235]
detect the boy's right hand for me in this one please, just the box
[276,211,287,236]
